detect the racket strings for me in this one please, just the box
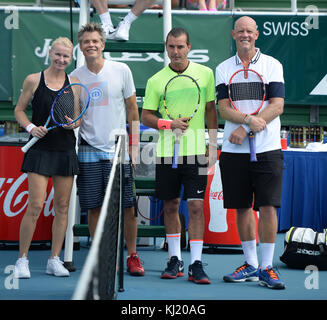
[229,81,264,102]
[52,87,84,125]
[229,70,265,115]
[164,77,200,120]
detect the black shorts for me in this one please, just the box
[21,148,79,177]
[155,155,207,201]
[219,150,283,211]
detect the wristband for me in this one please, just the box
[243,114,250,124]
[25,123,36,134]
[129,133,139,146]
[157,119,172,130]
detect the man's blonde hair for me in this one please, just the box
[77,22,106,44]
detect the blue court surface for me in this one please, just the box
[0,233,326,303]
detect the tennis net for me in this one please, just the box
[72,135,125,300]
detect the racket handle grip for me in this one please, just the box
[21,136,40,153]
[172,142,179,169]
[248,131,257,162]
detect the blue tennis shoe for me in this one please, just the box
[259,266,285,289]
[223,262,259,282]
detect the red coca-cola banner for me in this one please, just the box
[0,145,54,241]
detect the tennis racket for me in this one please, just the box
[228,68,266,162]
[21,83,90,153]
[163,74,201,168]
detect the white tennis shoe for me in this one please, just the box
[14,254,31,279]
[46,256,70,277]
[114,20,131,41]
[102,23,117,40]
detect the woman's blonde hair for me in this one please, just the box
[50,37,74,53]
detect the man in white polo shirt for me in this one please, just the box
[216,16,286,289]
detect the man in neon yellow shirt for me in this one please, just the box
[142,27,217,284]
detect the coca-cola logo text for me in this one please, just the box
[0,174,54,218]
[209,191,223,200]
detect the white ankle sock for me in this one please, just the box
[124,11,138,24]
[241,240,258,268]
[189,240,203,264]
[166,233,181,260]
[99,12,114,30]
[260,242,275,269]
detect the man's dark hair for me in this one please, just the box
[166,27,190,45]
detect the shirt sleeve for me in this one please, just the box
[267,59,285,99]
[122,64,136,99]
[215,64,229,101]
[206,69,217,102]
[142,77,159,111]
[69,69,78,79]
